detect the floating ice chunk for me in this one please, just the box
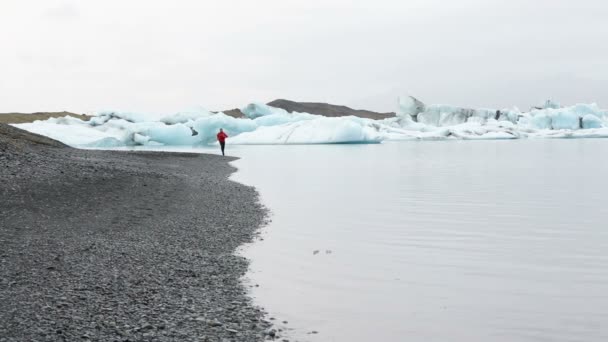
[464,131,519,140]
[83,137,125,148]
[253,112,318,126]
[242,103,288,119]
[551,111,581,130]
[397,96,426,119]
[417,105,496,126]
[398,96,518,127]
[14,120,115,146]
[90,111,153,125]
[133,123,197,145]
[160,107,213,124]
[529,110,579,130]
[192,113,258,144]
[570,127,608,138]
[230,117,383,144]
[582,114,603,129]
[521,103,606,130]
[46,115,89,125]
[133,133,150,145]
[542,99,561,109]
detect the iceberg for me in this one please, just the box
[191,114,258,144]
[397,96,426,121]
[518,103,607,130]
[12,96,608,148]
[14,108,384,147]
[231,116,383,145]
[160,107,213,125]
[242,102,288,119]
[397,96,520,127]
[541,99,561,110]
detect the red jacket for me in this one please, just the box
[217,131,228,142]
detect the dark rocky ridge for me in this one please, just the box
[267,99,396,120]
[220,108,247,119]
[217,99,396,120]
[0,112,90,124]
[0,124,277,341]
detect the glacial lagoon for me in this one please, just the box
[231,139,608,342]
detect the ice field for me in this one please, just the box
[14,97,608,147]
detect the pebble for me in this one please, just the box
[208,319,223,327]
[0,125,276,342]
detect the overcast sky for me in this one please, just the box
[1,0,607,114]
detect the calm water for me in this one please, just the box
[229,140,608,342]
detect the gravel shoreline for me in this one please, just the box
[0,124,276,341]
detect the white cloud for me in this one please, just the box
[0,0,607,114]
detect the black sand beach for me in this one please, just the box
[0,124,274,341]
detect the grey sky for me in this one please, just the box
[1,0,607,114]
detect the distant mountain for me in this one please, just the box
[219,108,246,118]
[266,99,395,120]
[0,111,90,124]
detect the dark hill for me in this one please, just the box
[0,111,90,124]
[267,99,395,120]
[218,108,246,118]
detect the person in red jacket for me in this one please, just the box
[216,128,228,156]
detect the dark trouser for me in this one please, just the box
[220,141,225,156]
